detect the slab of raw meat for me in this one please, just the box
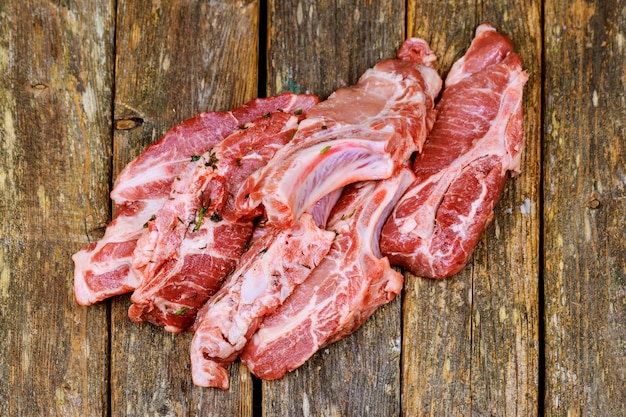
[73,113,235,306]
[73,93,318,305]
[235,38,442,228]
[380,24,528,278]
[190,213,335,389]
[128,110,311,332]
[238,168,414,380]
[111,93,319,203]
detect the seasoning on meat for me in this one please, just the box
[234,38,442,228]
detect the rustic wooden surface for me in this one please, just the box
[543,1,626,415]
[0,1,114,416]
[0,1,624,416]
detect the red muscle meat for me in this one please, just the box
[72,113,236,306]
[128,107,315,332]
[72,93,317,305]
[380,24,528,278]
[72,24,528,392]
[235,38,442,228]
[240,168,415,380]
[190,213,335,389]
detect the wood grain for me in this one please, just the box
[261,1,405,415]
[404,1,542,415]
[543,1,626,415]
[0,1,114,416]
[267,0,405,100]
[110,1,260,415]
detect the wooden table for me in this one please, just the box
[1,1,624,416]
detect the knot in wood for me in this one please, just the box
[115,117,144,130]
[587,194,602,209]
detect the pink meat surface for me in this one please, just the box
[111,93,319,203]
[72,114,234,306]
[129,110,313,332]
[240,168,415,380]
[380,24,528,279]
[235,38,442,228]
[73,93,318,306]
[190,213,335,389]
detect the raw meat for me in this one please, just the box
[128,109,312,332]
[380,24,528,278]
[235,38,442,228]
[111,93,319,203]
[72,24,529,392]
[240,168,415,380]
[72,93,317,305]
[72,113,235,306]
[190,213,335,389]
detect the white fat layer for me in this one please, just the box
[111,162,173,202]
[272,139,393,221]
[73,196,166,303]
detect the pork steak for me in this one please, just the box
[380,24,528,278]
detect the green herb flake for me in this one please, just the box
[143,214,156,228]
[294,109,303,115]
[203,149,219,169]
[340,207,357,221]
[210,212,222,222]
[193,207,207,231]
[259,247,268,255]
[320,145,331,155]
[263,112,271,118]
[173,307,187,316]
[289,130,297,141]
[190,155,201,162]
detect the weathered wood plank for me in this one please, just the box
[0,1,115,416]
[267,0,405,99]
[543,1,626,415]
[261,1,405,415]
[110,1,260,415]
[404,2,542,415]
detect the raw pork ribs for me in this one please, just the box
[72,23,527,390]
